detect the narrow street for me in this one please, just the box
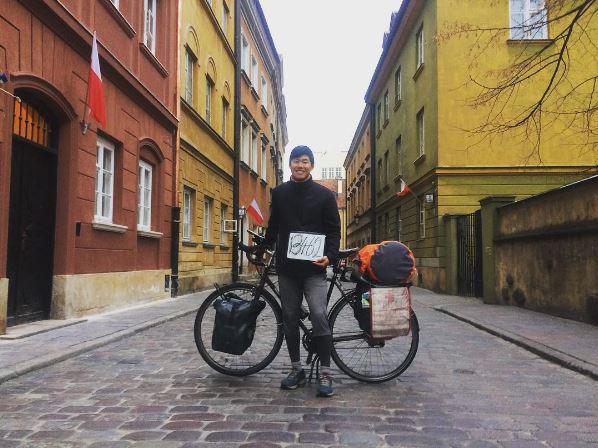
[0,290,596,448]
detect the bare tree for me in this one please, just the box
[437,0,597,161]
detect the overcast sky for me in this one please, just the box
[258,1,402,175]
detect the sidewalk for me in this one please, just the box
[0,290,210,384]
[412,287,598,380]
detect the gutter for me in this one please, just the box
[232,0,242,282]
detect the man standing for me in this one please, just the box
[263,145,341,397]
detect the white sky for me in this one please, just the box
[258,1,402,177]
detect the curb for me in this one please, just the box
[434,306,598,381]
[0,307,198,385]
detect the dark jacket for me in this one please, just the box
[264,177,341,277]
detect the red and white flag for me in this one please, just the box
[85,32,106,127]
[395,180,411,198]
[246,199,264,224]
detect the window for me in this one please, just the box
[183,188,193,241]
[241,35,250,73]
[377,103,382,133]
[251,131,258,172]
[377,159,383,189]
[510,0,548,39]
[396,136,402,175]
[184,48,195,104]
[251,55,258,87]
[396,207,402,241]
[395,67,402,103]
[384,90,389,122]
[138,161,152,231]
[222,98,229,140]
[418,200,426,239]
[261,143,267,180]
[222,1,229,35]
[143,0,157,54]
[241,120,249,164]
[335,167,342,179]
[261,76,268,109]
[95,137,115,222]
[416,25,424,69]
[322,168,327,179]
[220,204,228,245]
[417,109,425,157]
[206,76,214,125]
[203,196,213,243]
[384,151,389,185]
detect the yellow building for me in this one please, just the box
[365,0,597,294]
[178,0,236,293]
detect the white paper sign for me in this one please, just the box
[370,287,411,339]
[287,232,326,261]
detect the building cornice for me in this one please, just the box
[180,138,234,182]
[344,105,371,168]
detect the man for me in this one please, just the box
[263,145,341,397]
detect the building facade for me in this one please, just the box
[178,0,236,294]
[365,0,597,293]
[238,0,287,270]
[314,179,347,249]
[345,106,373,249]
[0,0,179,333]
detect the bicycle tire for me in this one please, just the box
[194,282,284,376]
[329,291,419,383]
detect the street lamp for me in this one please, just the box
[238,206,246,275]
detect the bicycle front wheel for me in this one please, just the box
[329,291,419,383]
[194,282,284,376]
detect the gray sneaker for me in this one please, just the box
[317,373,334,397]
[280,369,306,390]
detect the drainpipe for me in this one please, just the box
[232,0,241,282]
[369,105,377,242]
[170,206,180,297]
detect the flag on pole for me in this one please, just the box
[395,180,411,198]
[85,32,106,127]
[246,199,264,224]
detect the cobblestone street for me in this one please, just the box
[0,292,596,448]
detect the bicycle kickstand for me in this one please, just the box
[308,355,321,384]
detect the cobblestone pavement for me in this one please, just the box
[0,293,596,448]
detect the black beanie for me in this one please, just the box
[289,145,314,165]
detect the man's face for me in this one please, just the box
[290,156,313,181]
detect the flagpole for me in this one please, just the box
[80,34,92,135]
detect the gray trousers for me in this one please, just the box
[278,273,331,364]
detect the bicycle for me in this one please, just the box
[193,230,419,383]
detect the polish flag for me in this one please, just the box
[395,180,411,198]
[85,32,106,127]
[247,199,264,224]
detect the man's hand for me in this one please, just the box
[312,256,330,267]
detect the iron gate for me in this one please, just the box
[457,210,483,297]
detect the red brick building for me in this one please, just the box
[0,0,178,333]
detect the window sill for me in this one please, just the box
[413,153,426,166]
[138,229,163,239]
[241,70,251,87]
[376,129,382,139]
[260,178,267,186]
[92,221,128,233]
[393,173,403,183]
[203,242,216,249]
[140,43,169,78]
[250,87,260,101]
[98,0,136,37]
[507,38,553,45]
[240,161,251,171]
[383,119,389,129]
[261,105,269,117]
[182,240,199,247]
[219,244,230,250]
[413,63,424,81]
[394,100,402,111]
[250,170,259,179]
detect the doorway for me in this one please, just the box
[6,99,58,325]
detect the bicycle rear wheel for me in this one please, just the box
[329,291,419,383]
[194,283,284,376]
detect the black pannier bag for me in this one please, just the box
[353,283,371,333]
[212,293,267,355]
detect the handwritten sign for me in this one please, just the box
[287,232,326,261]
[370,287,411,339]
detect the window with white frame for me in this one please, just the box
[241,35,250,73]
[251,130,258,172]
[384,90,389,122]
[182,187,193,241]
[510,0,548,39]
[138,161,152,231]
[184,48,195,104]
[416,25,424,69]
[322,168,327,179]
[395,67,402,103]
[203,196,213,242]
[206,76,213,124]
[143,0,157,54]
[220,203,228,245]
[261,76,268,109]
[222,98,229,140]
[418,200,426,239]
[335,167,342,179]
[251,55,258,87]
[417,109,425,157]
[241,119,249,164]
[261,143,267,181]
[222,1,229,35]
[95,137,115,222]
